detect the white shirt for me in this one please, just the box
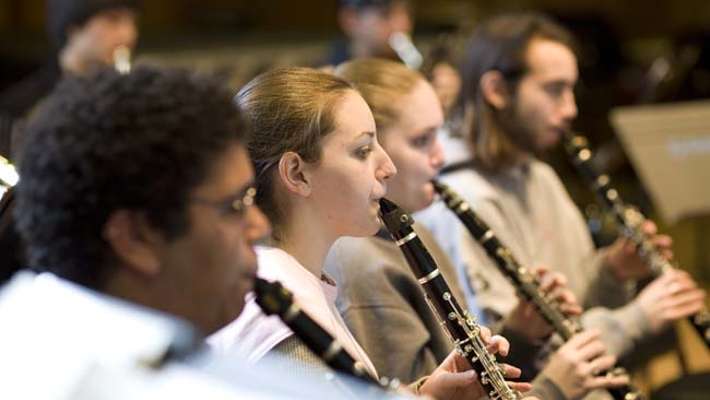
[208,246,378,378]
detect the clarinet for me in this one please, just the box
[113,45,132,75]
[562,131,710,347]
[378,198,520,400]
[253,277,398,389]
[432,180,644,400]
[388,32,423,70]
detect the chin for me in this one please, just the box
[408,187,434,213]
[370,216,384,234]
[345,217,382,238]
[423,186,436,208]
[365,213,385,235]
[546,132,563,147]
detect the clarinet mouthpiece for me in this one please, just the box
[378,197,413,234]
[378,197,397,214]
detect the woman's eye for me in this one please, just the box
[410,133,433,148]
[355,146,373,159]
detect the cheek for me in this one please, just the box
[334,170,379,224]
[389,152,432,200]
[515,100,546,133]
[188,224,238,272]
[341,174,374,208]
[403,151,435,185]
[204,226,250,305]
[312,174,366,227]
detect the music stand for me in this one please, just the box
[610,99,710,225]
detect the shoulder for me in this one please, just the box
[326,236,402,282]
[325,236,422,308]
[256,246,313,286]
[440,166,499,206]
[207,297,292,362]
[526,159,580,211]
[528,159,567,190]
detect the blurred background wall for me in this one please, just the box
[2,0,710,284]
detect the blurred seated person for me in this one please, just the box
[324,0,413,67]
[421,39,462,120]
[0,0,140,285]
[1,0,139,158]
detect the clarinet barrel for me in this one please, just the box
[379,197,520,400]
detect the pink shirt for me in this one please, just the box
[208,246,378,378]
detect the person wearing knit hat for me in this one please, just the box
[1,0,140,157]
[0,0,140,288]
[324,0,413,66]
[47,0,139,74]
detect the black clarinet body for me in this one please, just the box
[563,132,710,347]
[432,180,579,340]
[378,198,520,400]
[432,180,643,400]
[253,277,388,388]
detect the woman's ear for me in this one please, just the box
[277,151,312,197]
[480,70,510,111]
[103,210,164,277]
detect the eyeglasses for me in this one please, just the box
[192,186,257,217]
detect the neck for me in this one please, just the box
[59,47,85,75]
[274,210,338,279]
[103,268,209,336]
[480,110,532,169]
[351,40,377,59]
[511,148,532,165]
[59,47,103,75]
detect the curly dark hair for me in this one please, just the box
[15,66,247,289]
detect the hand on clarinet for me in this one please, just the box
[505,266,583,341]
[418,325,534,400]
[542,329,629,399]
[606,220,673,281]
[635,269,707,333]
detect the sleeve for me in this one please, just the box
[580,300,651,358]
[270,335,331,375]
[342,303,440,384]
[527,373,567,400]
[578,247,636,311]
[338,259,450,384]
[572,249,651,358]
[576,249,652,359]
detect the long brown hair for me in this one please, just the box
[458,12,577,171]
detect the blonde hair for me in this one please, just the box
[236,67,354,235]
[335,58,424,134]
